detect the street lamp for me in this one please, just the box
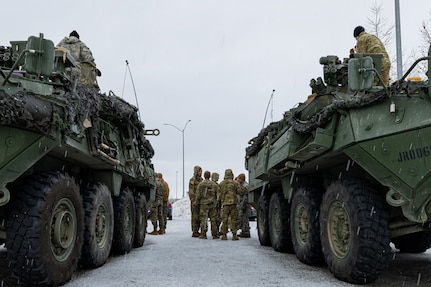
[175,170,178,199]
[164,120,191,198]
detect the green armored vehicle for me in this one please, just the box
[0,34,158,286]
[245,46,431,284]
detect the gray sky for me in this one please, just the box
[3,1,430,198]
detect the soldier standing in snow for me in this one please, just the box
[148,174,165,235]
[236,173,250,238]
[211,172,221,236]
[158,173,170,230]
[219,169,242,241]
[189,166,203,237]
[195,171,219,239]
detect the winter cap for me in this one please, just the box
[70,30,80,39]
[353,26,364,38]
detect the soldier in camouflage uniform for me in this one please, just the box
[148,174,165,235]
[194,171,219,239]
[236,173,250,238]
[353,26,391,86]
[219,169,242,241]
[189,166,203,237]
[158,173,170,230]
[57,30,100,89]
[211,172,221,236]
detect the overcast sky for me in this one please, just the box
[3,1,430,198]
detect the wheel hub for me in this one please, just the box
[51,198,77,261]
[327,200,351,258]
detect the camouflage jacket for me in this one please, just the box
[195,179,218,205]
[57,36,96,66]
[237,181,249,209]
[188,166,203,202]
[356,32,390,65]
[161,179,170,202]
[219,169,241,205]
[154,180,165,205]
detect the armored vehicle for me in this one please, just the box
[245,46,431,284]
[0,33,158,286]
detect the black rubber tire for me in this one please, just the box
[5,172,83,286]
[80,183,114,268]
[112,187,136,255]
[257,194,271,246]
[268,191,294,253]
[319,178,391,284]
[290,187,324,265]
[392,230,431,253]
[134,192,148,248]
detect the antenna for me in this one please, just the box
[262,89,275,129]
[122,60,141,120]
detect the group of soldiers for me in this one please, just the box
[189,166,250,240]
[148,173,170,235]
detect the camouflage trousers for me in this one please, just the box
[238,204,250,235]
[221,204,238,235]
[162,200,168,228]
[199,203,218,236]
[150,200,165,230]
[191,202,200,233]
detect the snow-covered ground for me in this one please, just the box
[3,198,431,286]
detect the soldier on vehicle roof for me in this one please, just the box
[57,30,101,89]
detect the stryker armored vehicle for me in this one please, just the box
[0,33,158,286]
[245,46,431,284]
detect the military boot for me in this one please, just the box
[232,234,239,241]
[221,234,227,240]
[192,232,200,237]
[148,229,158,235]
[199,233,207,239]
[158,228,165,235]
[239,233,250,238]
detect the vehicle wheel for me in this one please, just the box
[320,178,391,284]
[392,230,431,253]
[80,183,114,268]
[134,192,148,248]
[5,172,83,286]
[257,194,271,246]
[290,187,324,265]
[268,191,293,253]
[112,187,136,255]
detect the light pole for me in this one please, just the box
[175,170,178,199]
[164,120,191,198]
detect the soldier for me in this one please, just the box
[194,171,219,239]
[57,30,101,88]
[236,173,250,238]
[148,173,165,235]
[158,173,170,230]
[189,166,203,237]
[211,172,221,236]
[352,26,391,86]
[219,169,242,241]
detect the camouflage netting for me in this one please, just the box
[0,89,64,133]
[245,81,429,158]
[0,83,155,159]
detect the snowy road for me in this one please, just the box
[2,217,431,286]
[64,218,354,287]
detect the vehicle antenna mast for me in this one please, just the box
[122,60,141,120]
[262,89,275,129]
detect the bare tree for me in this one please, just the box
[365,1,396,81]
